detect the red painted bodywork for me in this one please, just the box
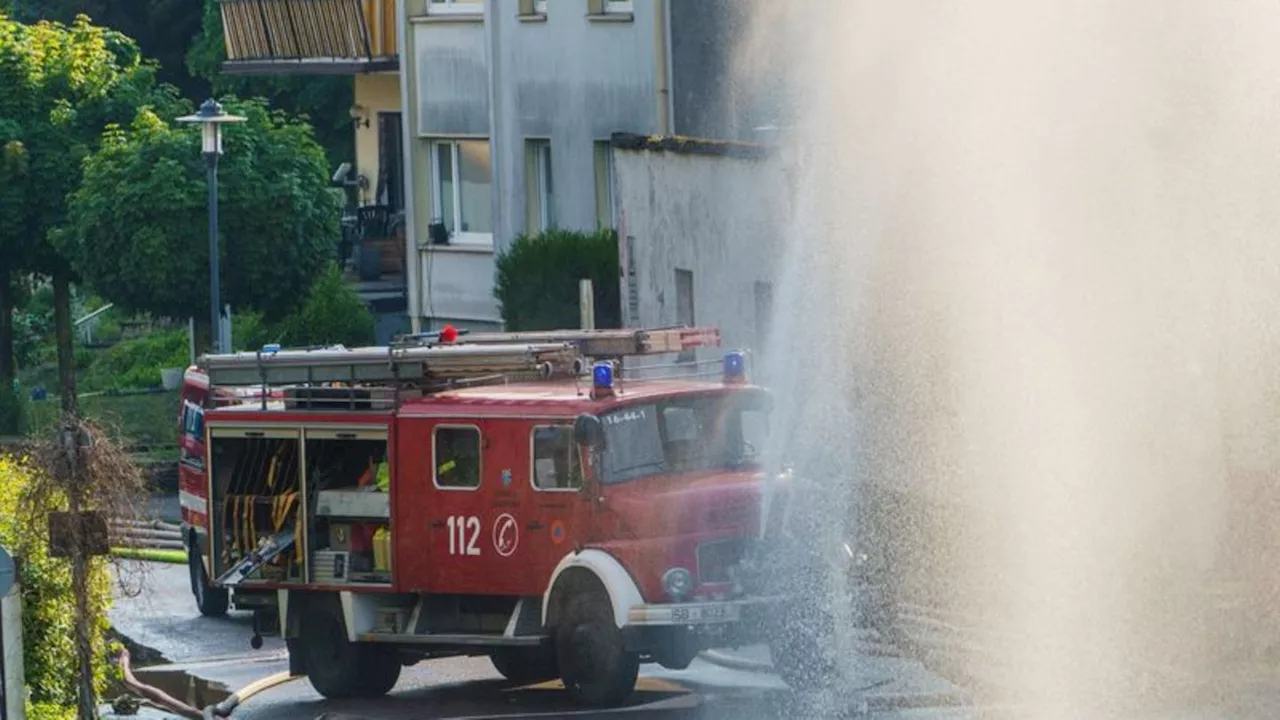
[180,373,767,603]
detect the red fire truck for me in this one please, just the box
[177,326,847,706]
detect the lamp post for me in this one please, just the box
[178,99,246,354]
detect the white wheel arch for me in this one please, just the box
[541,549,645,628]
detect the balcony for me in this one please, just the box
[220,0,399,75]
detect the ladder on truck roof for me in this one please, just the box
[196,326,721,391]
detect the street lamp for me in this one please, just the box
[177,99,246,354]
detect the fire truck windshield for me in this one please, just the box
[599,390,769,485]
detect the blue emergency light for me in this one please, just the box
[593,362,614,390]
[261,343,281,354]
[591,361,615,399]
[723,351,747,384]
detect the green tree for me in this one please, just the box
[494,229,622,331]
[65,97,341,346]
[186,0,353,166]
[5,0,209,99]
[0,13,181,419]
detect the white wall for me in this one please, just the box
[2,583,23,720]
[613,142,783,367]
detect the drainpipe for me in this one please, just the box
[397,0,422,335]
[654,0,671,135]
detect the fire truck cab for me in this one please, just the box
[178,327,784,706]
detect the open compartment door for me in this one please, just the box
[208,426,307,586]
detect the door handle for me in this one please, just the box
[527,521,544,530]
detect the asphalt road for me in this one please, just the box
[109,558,979,719]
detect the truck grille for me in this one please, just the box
[697,538,746,584]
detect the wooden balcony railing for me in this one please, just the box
[220,0,398,75]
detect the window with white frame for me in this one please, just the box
[593,140,614,229]
[428,0,482,15]
[525,139,555,232]
[428,139,493,245]
[531,426,581,490]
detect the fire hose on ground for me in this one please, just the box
[116,647,299,719]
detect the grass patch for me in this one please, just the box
[110,547,186,564]
[25,391,178,448]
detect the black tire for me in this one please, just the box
[555,591,639,707]
[300,597,400,699]
[189,546,229,617]
[489,646,559,685]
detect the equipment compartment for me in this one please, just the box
[303,429,393,585]
[208,429,305,584]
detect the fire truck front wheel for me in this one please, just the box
[555,591,639,707]
[300,599,401,699]
[188,546,228,617]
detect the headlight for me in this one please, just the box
[662,567,693,601]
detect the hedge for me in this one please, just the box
[0,455,114,719]
[494,229,621,331]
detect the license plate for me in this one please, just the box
[669,603,740,624]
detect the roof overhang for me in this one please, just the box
[220,58,399,76]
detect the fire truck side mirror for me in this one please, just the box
[573,414,606,450]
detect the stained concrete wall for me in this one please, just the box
[2,583,24,720]
[612,138,784,364]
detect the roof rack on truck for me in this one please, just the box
[193,326,721,410]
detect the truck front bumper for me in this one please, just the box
[621,597,781,657]
[625,596,781,627]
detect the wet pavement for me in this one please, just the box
[108,559,286,663]
[109,557,976,719]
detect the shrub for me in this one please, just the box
[272,262,375,348]
[83,329,188,391]
[0,455,113,716]
[494,229,621,331]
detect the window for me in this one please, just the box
[588,0,633,15]
[599,391,771,485]
[428,0,482,15]
[531,426,581,490]
[429,139,493,245]
[593,140,614,229]
[525,139,555,232]
[675,269,695,361]
[518,0,548,15]
[434,425,482,489]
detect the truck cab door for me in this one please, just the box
[525,423,592,592]
[422,419,527,595]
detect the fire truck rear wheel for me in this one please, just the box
[555,591,639,707]
[489,646,559,684]
[301,599,401,699]
[188,545,228,617]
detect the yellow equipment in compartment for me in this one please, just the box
[373,527,391,573]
